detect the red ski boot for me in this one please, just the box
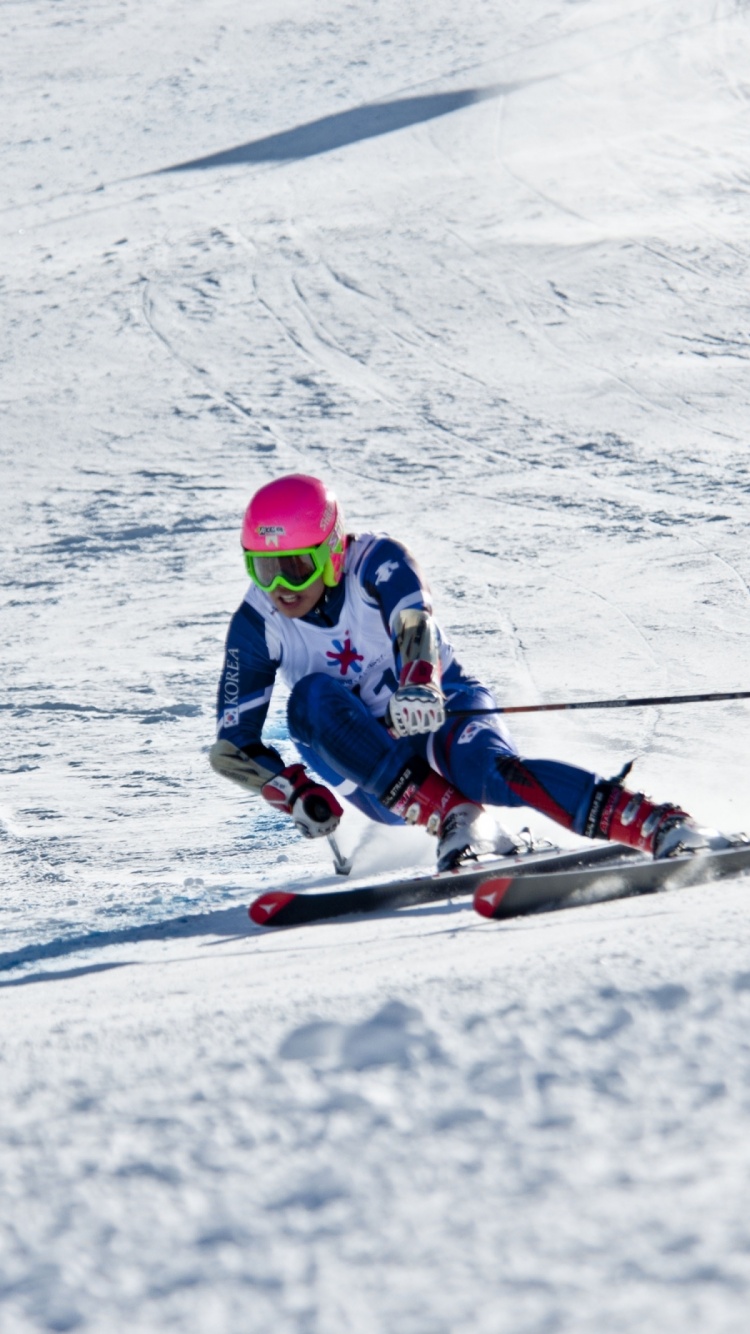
[586,782,731,858]
[380,756,516,871]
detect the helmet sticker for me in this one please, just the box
[257,524,285,547]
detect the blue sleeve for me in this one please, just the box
[358,537,432,637]
[215,601,279,748]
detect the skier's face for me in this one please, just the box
[268,576,326,618]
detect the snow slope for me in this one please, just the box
[2,0,750,1329]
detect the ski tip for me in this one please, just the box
[473,876,514,919]
[249,890,298,926]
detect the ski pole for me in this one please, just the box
[447,689,750,717]
[328,834,353,877]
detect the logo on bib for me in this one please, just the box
[326,637,364,676]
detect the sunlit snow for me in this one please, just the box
[2,1,750,1330]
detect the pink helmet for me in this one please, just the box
[241,474,347,586]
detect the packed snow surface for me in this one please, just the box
[2,0,750,1329]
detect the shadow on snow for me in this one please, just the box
[0,903,253,978]
[158,83,524,173]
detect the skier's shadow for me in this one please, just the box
[0,961,133,988]
[157,82,531,173]
[0,903,253,980]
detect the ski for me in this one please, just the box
[473,841,750,920]
[248,842,645,928]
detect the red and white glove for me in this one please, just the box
[261,763,343,839]
[386,661,446,738]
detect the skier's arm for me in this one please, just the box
[209,601,343,838]
[209,738,285,790]
[387,607,446,736]
[360,539,446,736]
[359,536,434,632]
[209,601,285,790]
[210,740,343,837]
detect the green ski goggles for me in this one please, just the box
[244,543,332,593]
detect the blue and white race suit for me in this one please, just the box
[214,533,599,830]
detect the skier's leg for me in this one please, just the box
[288,672,403,791]
[429,698,595,837]
[289,674,726,861]
[430,705,728,857]
[432,712,595,831]
[288,674,486,861]
[292,738,403,826]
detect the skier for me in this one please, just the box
[210,473,730,869]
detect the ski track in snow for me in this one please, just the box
[3,0,750,1330]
